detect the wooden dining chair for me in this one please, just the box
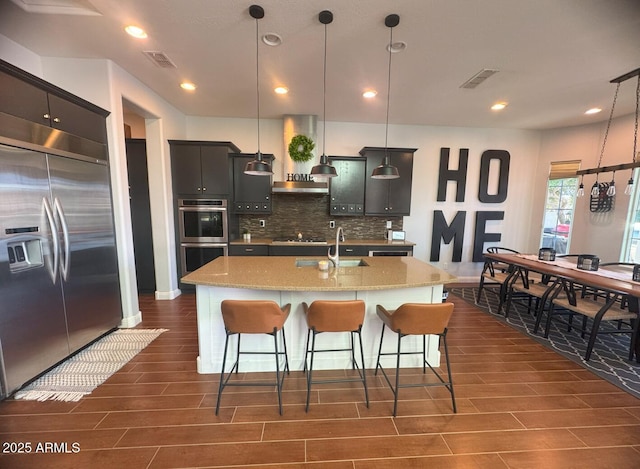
[545,279,639,361]
[504,266,562,328]
[476,246,520,314]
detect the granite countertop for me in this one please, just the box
[229,238,415,246]
[181,256,456,291]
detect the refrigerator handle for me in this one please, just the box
[42,197,59,284]
[53,197,70,281]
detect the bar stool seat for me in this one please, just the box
[215,300,291,415]
[375,302,456,417]
[302,300,369,412]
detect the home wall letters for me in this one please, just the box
[431,148,510,262]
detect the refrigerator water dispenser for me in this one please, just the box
[7,238,43,273]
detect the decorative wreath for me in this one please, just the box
[288,134,315,163]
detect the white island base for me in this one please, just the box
[194,284,445,374]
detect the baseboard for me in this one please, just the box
[155,289,182,300]
[120,311,142,328]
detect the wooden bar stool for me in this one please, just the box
[215,300,291,415]
[302,300,369,412]
[375,302,456,417]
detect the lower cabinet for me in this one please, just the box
[229,245,269,256]
[268,245,329,256]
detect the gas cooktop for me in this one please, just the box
[271,236,327,245]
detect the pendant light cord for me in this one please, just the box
[633,75,639,163]
[384,26,393,154]
[255,15,261,154]
[322,21,327,157]
[597,82,620,169]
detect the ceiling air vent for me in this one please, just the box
[143,51,177,69]
[459,69,499,89]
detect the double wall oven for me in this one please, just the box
[178,198,228,275]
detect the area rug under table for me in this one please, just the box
[449,287,640,399]
[13,328,167,402]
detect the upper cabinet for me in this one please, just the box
[0,61,109,144]
[361,147,416,216]
[328,156,366,216]
[169,141,240,196]
[230,153,274,214]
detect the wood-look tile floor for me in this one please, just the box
[1,292,640,468]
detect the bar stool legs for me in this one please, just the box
[375,303,456,417]
[215,300,291,416]
[215,326,289,415]
[303,300,369,412]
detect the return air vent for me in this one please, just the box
[143,51,177,69]
[459,69,499,89]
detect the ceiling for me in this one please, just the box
[1,0,639,130]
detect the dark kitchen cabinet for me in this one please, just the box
[231,153,274,214]
[339,245,369,256]
[328,156,366,216]
[0,61,108,144]
[268,245,328,256]
[229,244,270,256]
[169,140,240,196]
[361,147,415,216]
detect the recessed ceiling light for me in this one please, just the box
[262,33,282,47]
[387,41,407,53]
[585,107,602,115]
[125,25,147,39]
[274,86,288,95]
[491,102,508,111]
[363,90,377,99]
[180,82,196,91]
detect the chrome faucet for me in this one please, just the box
[328,226,345,268]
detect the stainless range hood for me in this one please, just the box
[271,180,329,194]
[274,114,329,194]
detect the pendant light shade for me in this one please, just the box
[244,5,272,176]
[371,152,400,179]
[310,10,337,178]
[371,14,400,180]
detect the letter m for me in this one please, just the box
[430,211,465,262]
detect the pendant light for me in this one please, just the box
[371,14,401,179]
[576,68,640,200]
[244,5,272,176]
[310,10,338,178]
[625,74,640,195]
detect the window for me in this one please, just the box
[539,161,580,255]
[622,169,640,262]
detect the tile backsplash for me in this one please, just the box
[238,194,402,240]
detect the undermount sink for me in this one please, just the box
[295,258,369,268]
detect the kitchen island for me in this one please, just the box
[181,256,457,373]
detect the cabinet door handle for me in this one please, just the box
[246,248,254,252]
[202,187,207,191]
[43,113,50,119]
[345,248,354,253]
[52,117,61,123]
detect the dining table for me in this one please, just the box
[483,252,640,361]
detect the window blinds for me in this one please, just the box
[548,160,581,180]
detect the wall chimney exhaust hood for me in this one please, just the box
[271,180,329,194]
[274,114,329,193]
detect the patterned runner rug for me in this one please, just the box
[13,328,167,402]
[450,287,640,399]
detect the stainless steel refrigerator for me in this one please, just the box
[0,141,121,398]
